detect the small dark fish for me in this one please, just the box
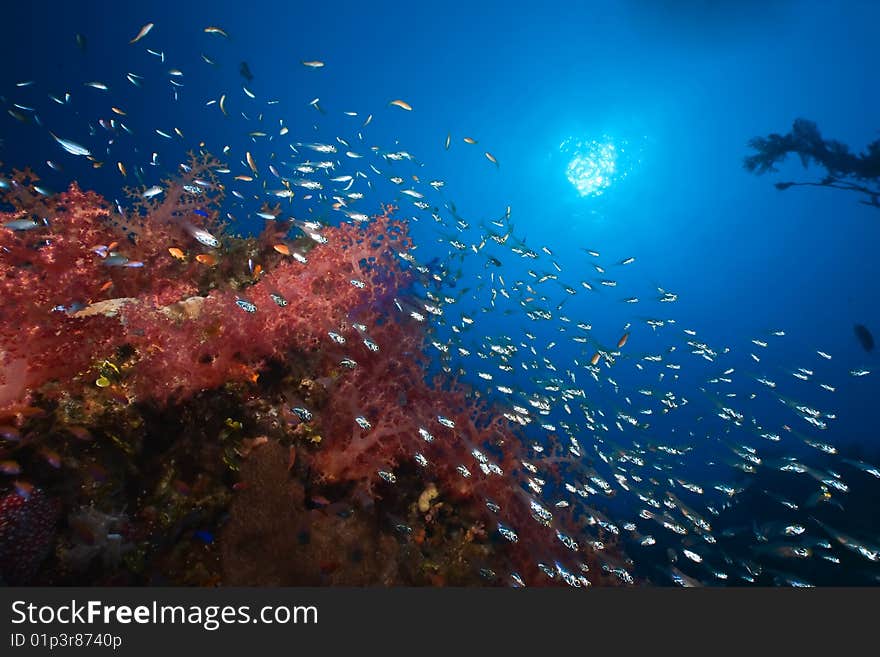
[194,530,214,544]
[87,463,108,482]
[0,425,22,442]
[239,61,253,82]
[854,324,874,352]
[0,460,22,475]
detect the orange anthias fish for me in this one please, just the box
[195,253,217,266]
[273,243,291,256]
[40,448,61,469]
[168,247,186,260]
[0,460,22,475]
[617,332,630,350]
[13,480,34,499]
[129,22,154,45]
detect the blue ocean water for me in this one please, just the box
[1,0,878,585]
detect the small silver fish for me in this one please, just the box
[103,254,144,268]
[3,219,40,231]
[185,224,220,248]
[50,132,91,157]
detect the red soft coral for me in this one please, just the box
[111,208,412,402]
[0,154,228,408]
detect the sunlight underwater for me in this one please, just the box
[0,15,877,588]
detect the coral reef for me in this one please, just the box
[0,154,622,586]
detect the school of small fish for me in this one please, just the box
[1,20,878,587]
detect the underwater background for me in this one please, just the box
[0,0,878,586]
